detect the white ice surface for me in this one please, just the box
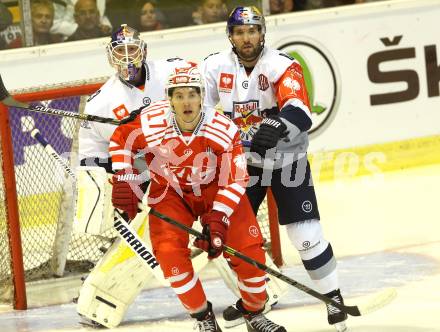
[1,164,440,332]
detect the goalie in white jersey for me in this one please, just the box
[200,6,348,332]
[75,24,240,328]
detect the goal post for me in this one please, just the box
[0,79,283,310]
[0,104,27,310]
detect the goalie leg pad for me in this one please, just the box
[76,210,161,328]
[74,166,114,235]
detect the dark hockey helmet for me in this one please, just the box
[226,6,266,36]
[106,24,147,81]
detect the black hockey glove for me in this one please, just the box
[250,116,287,157]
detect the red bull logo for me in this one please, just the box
[232,100,261,142]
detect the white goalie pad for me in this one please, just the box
[77,210,164,328]
[73,166,114,235]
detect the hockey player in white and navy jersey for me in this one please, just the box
[200,6,348,332]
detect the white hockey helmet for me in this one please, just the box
[106,24,147,81]
[166,63,204,100]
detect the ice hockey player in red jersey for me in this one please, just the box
[109,64,286,332]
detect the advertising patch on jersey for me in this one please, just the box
[258,74,269,91]
[112,104,130,120]
[232,100,261,143]
[249,225,259,238]
[219,73,234,92]
[143,97,151,106]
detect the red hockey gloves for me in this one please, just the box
[250,116,287,157]
[112,168,142,220]
[194,210,229,259]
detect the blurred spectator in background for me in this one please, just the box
[192,0,227,25]
[137,0,167,32]
[293,0,356,10]
[105,0,138,28]
[270,0,294,14]
[31,0,64,44]
[51,0,111,39]
[0,2,13,49]
[0,2,12,32]
[355,0,388,3]
[9,0,63,47]
[66,0,110,41]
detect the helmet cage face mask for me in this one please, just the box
[107,25,147,81]
[166,65,204,110]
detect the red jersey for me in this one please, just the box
[109,100,248,217]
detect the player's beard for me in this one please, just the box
[237,43,262,62]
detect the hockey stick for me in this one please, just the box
[30,128,163,278]
[0,74,120,125]
[149,208,397,317]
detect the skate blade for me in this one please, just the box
[334,321,348,332]
[223,317,245,328]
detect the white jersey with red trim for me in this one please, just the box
[109,100,248,217]
[200,47,312,168]
[78,58,188,164]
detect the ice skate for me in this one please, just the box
[223,299,272,328]
[191,302,222,332]
[325,289,348,332]
[233,299,286,332]
[78,314,104,328]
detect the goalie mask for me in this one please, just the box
[107,24,147,81]
[226,6,266,61]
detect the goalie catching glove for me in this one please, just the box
[250,116,287,157]
[194,210,229,259]
[112,168,143,220]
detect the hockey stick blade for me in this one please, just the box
[356,287,397,315]
[149,209,396,317]
[0,74,120,125]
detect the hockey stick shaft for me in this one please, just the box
[0,74,120,125]
[150,209,365,316]
[31,129,162,276]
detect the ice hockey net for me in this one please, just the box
[0,79,282,309]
